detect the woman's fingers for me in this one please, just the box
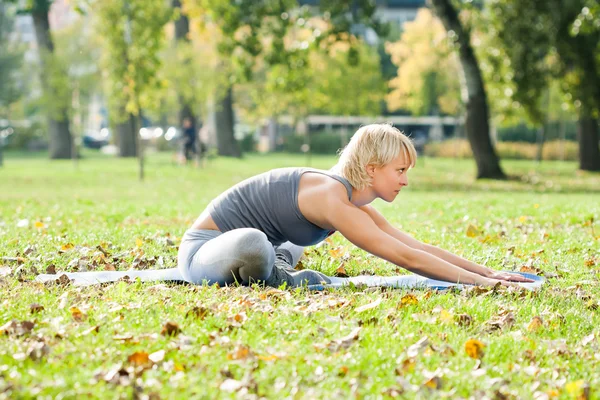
[503,273,535,282]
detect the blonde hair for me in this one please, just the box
[333,123,417,190]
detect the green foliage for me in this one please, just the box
[386,8,461,116]
[0,4,25,116]
[311,42,386,116]
[93,0,171,122]
[238,38,385,122]
[49,18,101,124]
[487,0,600,120]
[150,40,225,124]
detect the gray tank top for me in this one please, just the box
[208,167,353,246]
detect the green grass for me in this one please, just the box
[1,152,599,399]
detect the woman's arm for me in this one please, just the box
[360,205,532,282]
[324,192,507,286]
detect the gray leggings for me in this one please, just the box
[177,228,331,287]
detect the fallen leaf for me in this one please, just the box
[82,325,100,336]
[584,258,596,267]
[466,224,481,238]
[135,238,144,248]
[127,351,150,366]
[0,320,35,336]
[30,304,44,314]
[46,265,56,274]
[520,265,542,274]
[328,327,361,352]
[456,314,473,326]
[186,306,210,320]
[485,312,515,332]
[329,246,345,258]
[439,309,454,324]
[580,333,595,347]
[220,379,245,392]
[396,358,416,375]
[334,264,349,278]
[161,321,181,337]
[565,380,590,400]
[465,339,485,359]
[407,336,430,358]
[60,243,74,252]
[423,375,443,390]
[148,350,165,364]
[34,221,45,229]
[27,340,50,361]
[527,316,544,332]
[399,294,418,307]
[227,345,253,360]
[70,306,87,322]
[355,298,382,313]
[258,354,279,362]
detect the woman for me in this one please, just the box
[177,123,532,288]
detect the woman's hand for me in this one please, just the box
[486,271,535,283]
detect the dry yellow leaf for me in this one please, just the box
[439,309,454,324]
[466,224,481,238]
[465,339,485,359]
[60,243,74,251]
[527,316,544,332]
[69,307,86,322]
[135,238,144,248]
[565,380,589,399]
[258,354,279,362]
[399,294,418,307]
[396,358,416,375]
[227,345,252,360]
[424,376,443,389]
[127,351,150,366]
[335,264,349,277]
[34,221,45,229]
[329,247,345,258]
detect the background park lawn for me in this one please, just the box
[1,153,599,399]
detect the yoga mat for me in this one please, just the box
[34,268,544,290]
[307,271,544,291]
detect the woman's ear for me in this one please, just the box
[366,164,376,177]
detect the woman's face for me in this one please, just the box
[368,153,411,202]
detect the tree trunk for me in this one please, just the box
[535,125,545,163]
[428,0,505,179]
[172,0,196,129]
[116,112,137,157]
[577,117,600,171]
[31,4,72,159]
[215,86,240,157]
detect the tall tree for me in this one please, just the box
[172,0,197,134]
[185,0,388,157]
[428,0,506,179]
[0,3,25,166]
[385,8,461,117]
[93,0,171,171]
[489,0,600,171]
[18,0,73,159]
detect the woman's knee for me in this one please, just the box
[231,229,274,281]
